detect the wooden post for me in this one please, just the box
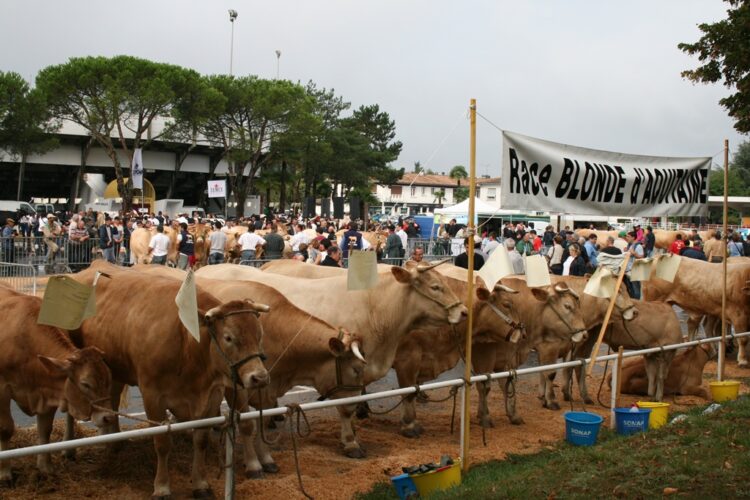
[461,98,477,473]
[719,139,729,381]
[587,261,628,375]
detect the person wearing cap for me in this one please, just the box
[455,236,485,270]
[613,231,629,252]
[2,218,17,262]
[41,214,62,272]
[644,226,656,258]
[624,231,645,299]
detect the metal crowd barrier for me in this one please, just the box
[1,236,109,274]
[0,262,37,295]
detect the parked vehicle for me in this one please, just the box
[0,200,37,226]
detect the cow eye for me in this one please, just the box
[80,381,93,391]
[565,303,573,311]
[430,284,441,291]
[224,335,232,343]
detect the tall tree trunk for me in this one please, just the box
[279,160,288,211]
[167,147,192,199]
[106,147,132,213]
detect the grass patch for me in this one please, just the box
[358,397,750,499]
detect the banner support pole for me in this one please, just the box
[461,98,477,473]
[587,261,628,376]
[719,139,729,382]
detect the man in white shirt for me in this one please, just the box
[505,238,525,274]
[148,225,170,265]
[238,225,266,263]
[289,223,309,252]
[482,232,500,255]
[396,225,408,251]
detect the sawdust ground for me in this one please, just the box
[2,360,747,500]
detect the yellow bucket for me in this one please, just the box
[636,402,670,429]
[410,460,462,498]
[710,380,740,402]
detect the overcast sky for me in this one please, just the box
[1,1,745,176]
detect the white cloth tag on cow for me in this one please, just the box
[347,250,378,291]
[477,245,514,289]
[175,269,201,342]
[655,253,681,282]
[524,254,551,288]
[38,275,96,330]
[630,258,654,282]
[583,266,616,298]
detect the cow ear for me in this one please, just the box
[476,287,490,302]
[328,338,346,357]
[38,355,71,374]
[391,266,413,284]
[530,287,550,302]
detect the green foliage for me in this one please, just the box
[450,165,468,186]
[454,186,469,203]
[678,0,750,133]
[0,71,56,159]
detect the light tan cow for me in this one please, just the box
[129,226,179,265]
[261,258,392,277]
[613,342,716,399]
[132,264,368,471]
[0,286,113,484]
[642,258,750,367]
[71,263,269,498]
[196,261,467,457]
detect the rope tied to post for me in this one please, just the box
[286,403,314,500]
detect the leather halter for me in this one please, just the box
[410,283,464,312]
[207,309,267,388]
[485,301,525,342]
[547,296,588,339]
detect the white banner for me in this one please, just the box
[131,148,144,190]
[501,131,710,217]
[207,179,227,199]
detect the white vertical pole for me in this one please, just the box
[224,419,234,500]
[609,356,619,430]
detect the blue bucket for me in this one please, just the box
[391,473,418,500]
[614,408,651,436]
[564,411,604,446]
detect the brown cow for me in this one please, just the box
[131,264,368,473]
[642,258,750,367]
[71,264,269,498]
[0,285,113,484]
[613,342,716,399]
[471,277,588,425]
[197,261,467,457]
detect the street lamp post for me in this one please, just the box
[228,9,238,75]
[275,50,281,79]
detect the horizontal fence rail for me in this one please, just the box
[0,331,747,462]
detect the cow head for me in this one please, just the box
[475,284,524,343]
[202,299,271,390]
[614,286,638,321]
[392,262,467,325]
[320,329,368,397]
[38,346,114,428]
[531,282,588,344]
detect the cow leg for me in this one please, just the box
[538,350,560,410]
[0,390,14,486]
[686,315,703,341]
[500,378,523,425]
[35,410,55,476]
[561,365,573,402]
[394,361,422,438]
[337,404,365,458]
[142,393,172,499]
[63,413,76,460]
[644,356,657,398]
[190,429,212,497]
[476,381,494,428]
[738,337,749,368]
[230,389,277,479]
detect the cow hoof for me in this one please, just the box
[584,397,594,405]
[345,447,366,459]
[543,401,560,411]
[400,427,420,439]
[562,393,571,402]
[245,469,263,480]
[738,360,748,368]
[262,463,279,474]
[509,416,525,426]
[479,418,494,429]
[192,488,214,499]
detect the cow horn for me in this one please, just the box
[493,283,518,294]
[554,283,579,298]
[417,258,451,272]
[246,302,271,313]
[205,306,223,320]
[351,341,367,364]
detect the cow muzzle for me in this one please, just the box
[242,368,270,390]
[449,304,469,324]
[622,305,638,321]
[571,330,588,344]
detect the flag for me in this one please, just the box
[584,266,616,298]
[175,269,201,342]
[524,254,551,288]
[38,276,96,330]
[477,245,514,289]
[131,148,144,190]
[347,250,378,291]
[597,253,626,276]
[208,179,227,198]
[630,258,654,282]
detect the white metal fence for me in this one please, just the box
[0,262,37,295]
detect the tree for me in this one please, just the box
[36,56,205,211]
[708,140,750,223]
[454,186,469,203]
[678,1,750,133]
[0,71,57,199]
[413,161,422,173]
[433,188,446,206]
[197,76,312,217]
[449,165,468,186]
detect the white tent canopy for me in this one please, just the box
[435,198,508,218]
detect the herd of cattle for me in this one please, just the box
[0,226,748,498]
